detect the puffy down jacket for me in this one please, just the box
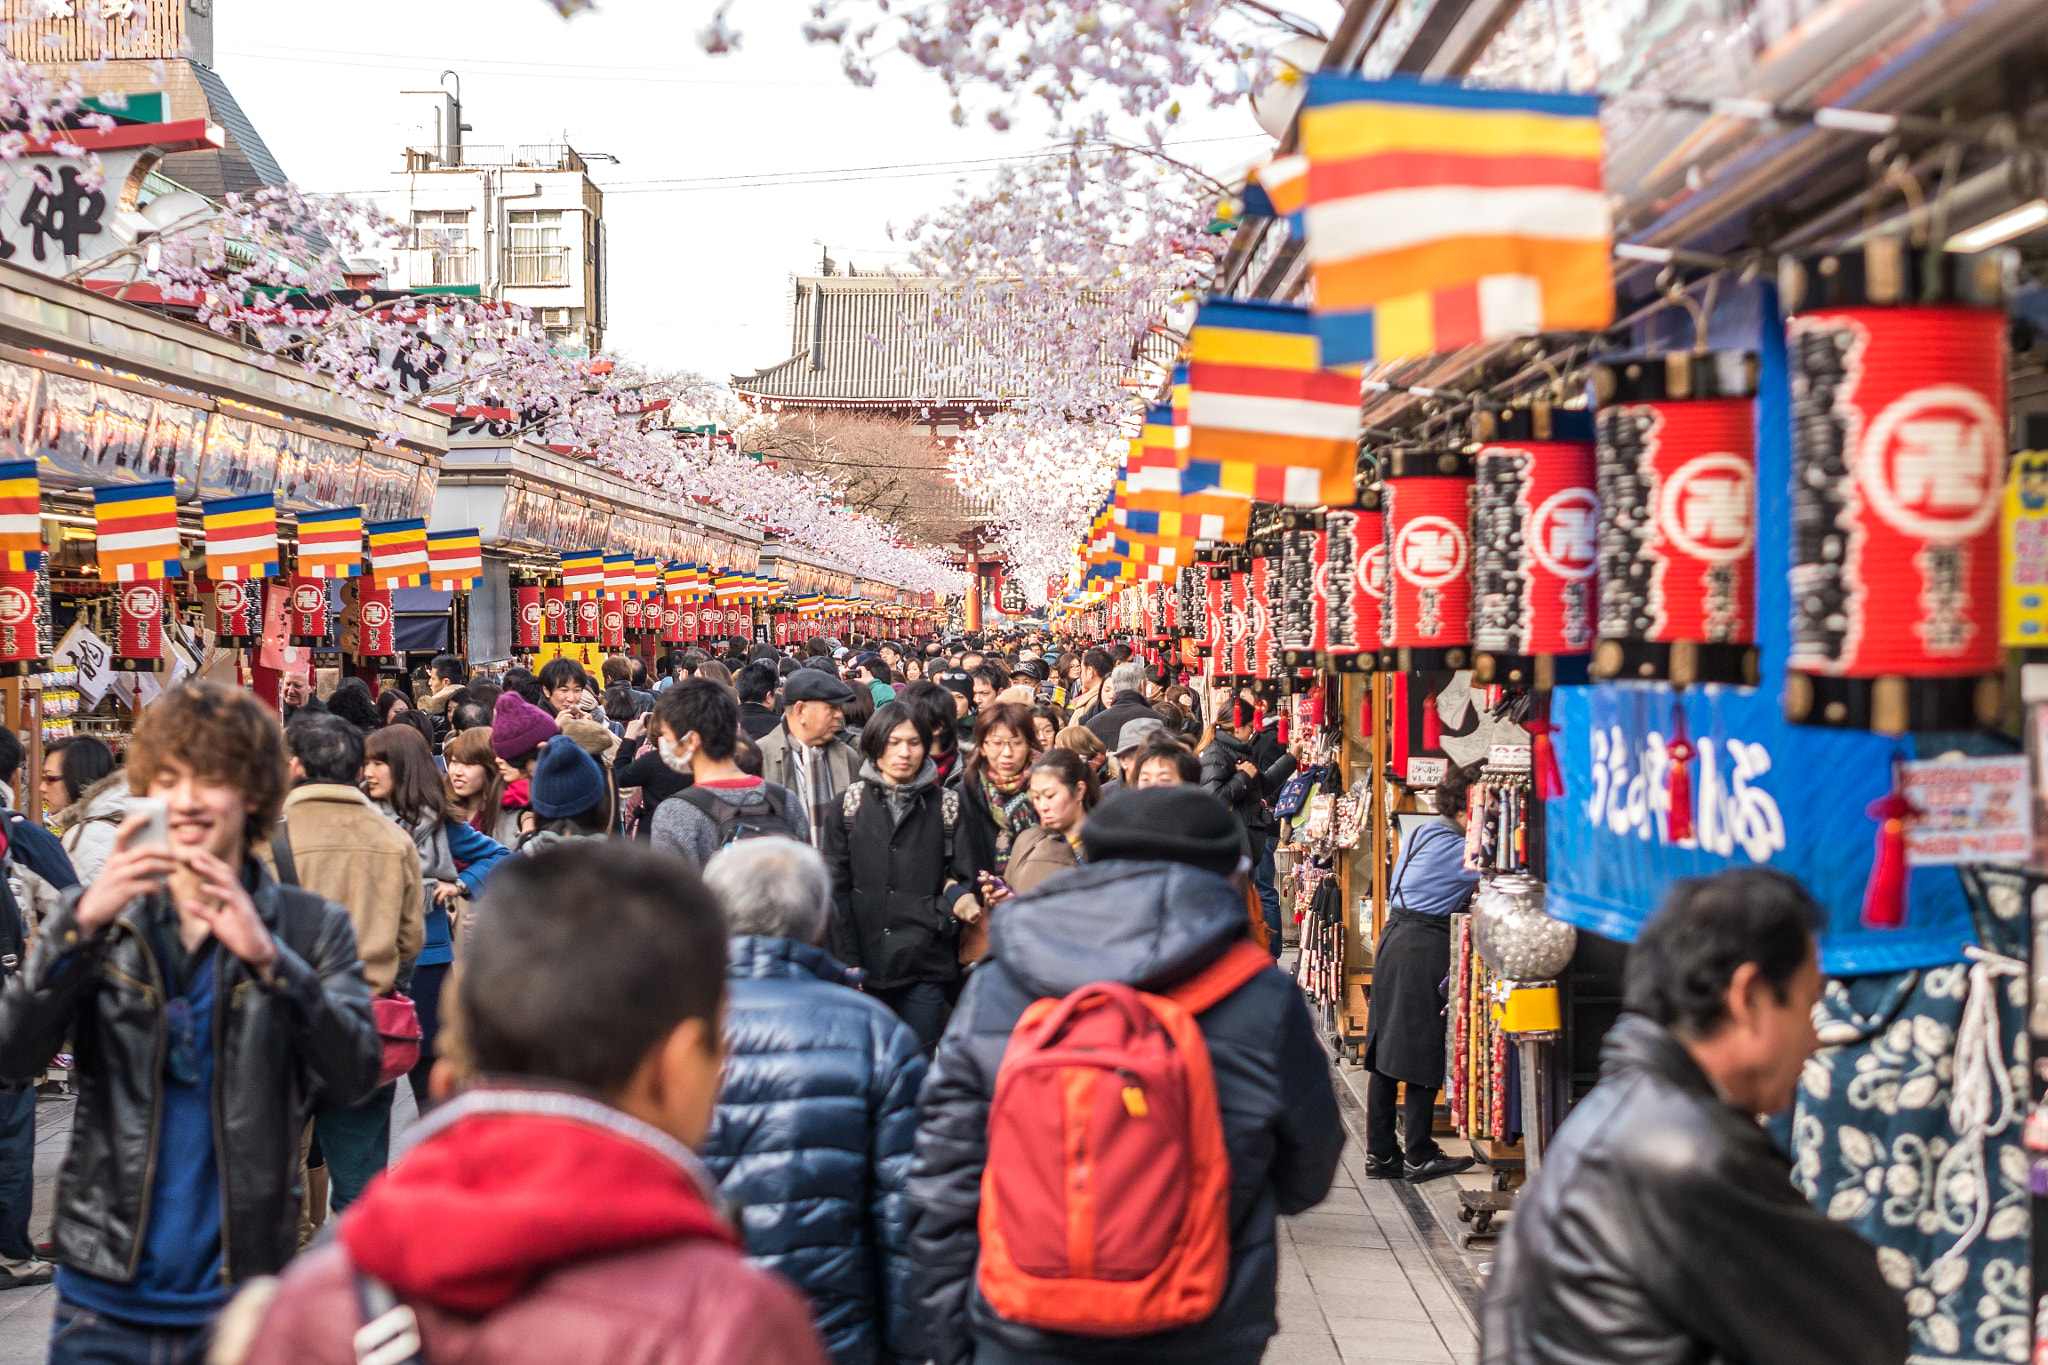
[700,936,927,1365]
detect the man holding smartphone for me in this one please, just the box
[0,682,380,1364]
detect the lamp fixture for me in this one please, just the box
[1945,199,2048,253]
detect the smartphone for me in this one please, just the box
[126,797,168,850]
[978,870,1012,898]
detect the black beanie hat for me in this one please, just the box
[1081,787,1243,877]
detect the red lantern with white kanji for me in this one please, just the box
[117,579,165,666]
[1473,408,1597,659]
[0,570,43,674]
[1277,516,1324,669]
[600,599,625,649]
[1248,555,1279,681]
[542,586,569,641]
[574,597,600,642]
[513,585,545,653]
[211,578,259,647]
[1381,454,1473,663]
[662,603,684,644]
[288,575,328,646]
[356,583,394,659]
[1321,507,1381,671]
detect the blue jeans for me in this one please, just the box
[0,1086,36,1262]
[872,981,956,1056]
[312,1082,394,1213]
[1253,833,1281,958]
[48,1300,209,1365]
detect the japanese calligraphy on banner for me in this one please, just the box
[1548,683,1974,975]
[1898,756,2030,866]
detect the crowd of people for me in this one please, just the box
[0,628,1916,1365]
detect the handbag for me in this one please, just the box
[1272,764,1323,820]
[272,829,422,1086]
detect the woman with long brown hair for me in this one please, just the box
[362,724,510,1105]
[442,726,513,844]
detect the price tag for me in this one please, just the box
[1405,757,1447,787]
[1489,744,1533,771]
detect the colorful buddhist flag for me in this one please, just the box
[201,494,279,581]
[1297,76,1611,365]
[603,553,637,599]
[0,461,41,570]
[365,518,430,589]
[426,528,483,591]
[296,506,364,579]
[95,480,182,582]
[634,559,659,598]
[561,550,605,599]
[1185,299,1360,508]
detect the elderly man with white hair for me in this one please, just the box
[1083,658,1165,752]
[697,837,927,1365]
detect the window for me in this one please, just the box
[408,210,472,285]
[507,209,567,285]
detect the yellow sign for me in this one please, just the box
[531,638,606,670]
[2003,447,2048,646]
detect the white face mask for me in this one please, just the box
[658,735,694,774]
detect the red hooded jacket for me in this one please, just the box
[242,1087,827,1365]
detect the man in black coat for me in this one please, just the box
[1481,868,1909,1365]
[908,787,1343,1365]
[1198,694,1297,957]
[1082,661,1162,752]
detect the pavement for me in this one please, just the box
[0,1024,1491,1365]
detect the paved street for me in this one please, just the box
[0,1057,1485,1364]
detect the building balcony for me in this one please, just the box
[403,248,477,288]
[504,247,571,287]
[402,144,588,173]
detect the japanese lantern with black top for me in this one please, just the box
[1472,404,1597,689]
[1320,504,1381,673]
[1780,236,2014,733]
[0,571,44,675]
[512,584,545,654]
[1592,351,1759,686]
[354,582,394,659]
[115,579,166,669]
[287,575,329,647]
[1380,447,1474,672]
[1277,511,1325,669]
[542,585,569,641]
[210,578,260,649]
[574,596,601,643]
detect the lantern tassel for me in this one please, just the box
[1422,686,1442,751]
[1523,717,1565,801]
[1862,784,1918,930]
[1665,703,1696,843]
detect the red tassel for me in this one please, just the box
[1861,783,1918,930]
[1422,687,1442,752]
[1308,685,1324,730]
[1665,703,1696,843]
[1523,717,1565,801]
[1277,713,1290,746]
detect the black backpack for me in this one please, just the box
[677,784,793,849]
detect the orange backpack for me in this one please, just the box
[976,940,1274,1337]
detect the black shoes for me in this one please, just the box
[1364,1157,1400,1180]
[1404,1153,1476,1183]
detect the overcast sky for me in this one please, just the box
[211,0,1276,386]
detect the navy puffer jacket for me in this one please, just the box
[701,936,927,1365]
[907,861,1346,1365]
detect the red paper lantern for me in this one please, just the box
[622,596,643,632]
[1320,507,1380,670]
[1473,408,1597,659]
[663,604,684,644]
[702,604,724,638]
[1595,353,1758,683]
[1788,306,2004,679]
[1200,564,1224,659]
[1247,555,1279,681]
[211,578,259,647]
[0,570,44,674]
[542,585,569,641]
[513,585,545,652]
[681,605,700,640]
[288,574,329,646]
[356,583,394,659]
[1277,516,1325,668]
[1381,454,1474,664]
[573,597,600,642]
[117,578,166,665]
[600,599,626,649]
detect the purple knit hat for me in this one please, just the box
[491,691,559,762]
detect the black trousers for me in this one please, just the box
[1366,1069,1442,1168]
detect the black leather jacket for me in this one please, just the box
[0,861,380,1285]
[1481,1013,1908,1365]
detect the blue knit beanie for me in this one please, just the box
[528,736,606,820]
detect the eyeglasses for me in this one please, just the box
[164,997,199,1087]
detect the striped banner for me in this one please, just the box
[0,460,41,570]
[603,552,637,599]
[201,493,279,581]
[1298,76,1611,365]
[561,550,605,600]
[634,558,659,598]
[95,480,182,583]
[426,528,484,591]
[296,506,364,579]
[1186,299,1360,508]
[365,518,430,589]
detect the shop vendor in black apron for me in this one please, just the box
[1363,763,1482,1183]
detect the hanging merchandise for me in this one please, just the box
[1381,447,1474,669]
[1278,512,1325,668]
[287,575,329,647]
[354,582,394,659]
[513,584,545,654]
[115,578,166,668]
[1593,351,1758,685]
[1472,406,1597,682]
[0,569,44,674]
[1320,505,1380,671]
[210,578,260,648]
[1781,236,2014,732]
[2001,416,2048,646]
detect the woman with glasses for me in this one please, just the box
[949,701,1040,966]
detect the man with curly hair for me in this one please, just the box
[0,682,380,1364]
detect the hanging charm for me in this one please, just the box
[1861,764,1918,929]
[1665,702,1696,843]
[1522,715,1565,801]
